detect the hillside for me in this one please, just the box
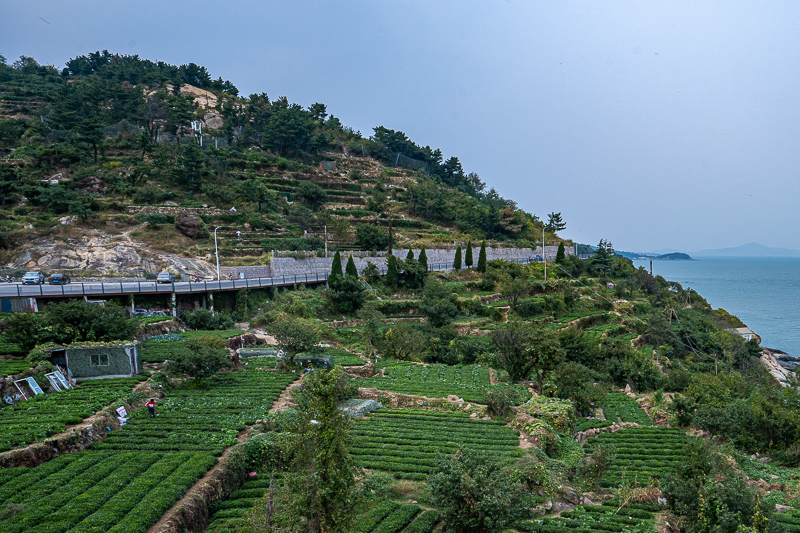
[0,52,558,277]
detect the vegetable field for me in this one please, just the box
[350,409,522,480]
[141,330,243,363]
[517,500,659,532]
[0,450,216,533]
[0,377,144,452]
[94,369,297,455]
[355,360,529,404]
[583,427,690,487]
[0,359,32,376]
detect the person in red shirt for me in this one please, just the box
[146,398,156,418]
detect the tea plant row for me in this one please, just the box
[583,427,689,487]
[0,450,216,533]
[0,377,144,452]
[601,393,653,426]
[350,409,522,479]
[94,369,297,454]
[355,360,529,404]
[516,500,659,532]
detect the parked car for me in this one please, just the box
[156,272,175,283]
[47,273,71,285]
[22,271,45,285]
[132,308,150,317]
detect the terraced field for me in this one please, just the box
[207,478,441,533]
[0,377,144,452]
[583,427,690,487]
[350,409,522,480]
[94,369,297,455]
[516,500,659,532]
[600,392,653,426]
[355,360,529,404]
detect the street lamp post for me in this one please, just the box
[214,226,223,280]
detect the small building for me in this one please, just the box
[726,327,758,342]
[49,343,141,380]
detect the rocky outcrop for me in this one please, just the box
[7,229,217,277]
[761,349,795,387]
[175,213,209,239]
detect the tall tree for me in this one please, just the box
[453,245,462,270]
[386,254,399,289]
[271,316,320,366]
[330,251,343,281]
[592,239,614,276]
[465,241,474,268]
[556,241,566,263]
[418,248,428,273]
[477,240,487,273]
[287,367,359,532]
[345,256,358,278]
[492,319,564,390]
[545,212,566,233]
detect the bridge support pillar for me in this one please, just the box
[129,294,135,316]
[209,292,214,314]
[170,292,176,318]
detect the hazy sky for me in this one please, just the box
[3,1,800,252]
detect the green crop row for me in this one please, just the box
[0,377,144,452]
[0,359,30,376]
[517,500,657,532]
[350,409,522,478]
[600,393,653,426]
[574,418,614,432]
[356,361,529,404]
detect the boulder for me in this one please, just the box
[77,176,107,195]
[175,213,209,239]
[204,112,224,130]
[551,502,574,513]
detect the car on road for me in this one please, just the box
[156,272,175,283]
[47,273,71,285]
[132,308,150,317]
[22,271,45,285]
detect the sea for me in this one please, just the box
[632,257,800,357]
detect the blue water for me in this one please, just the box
[632,257,800,356]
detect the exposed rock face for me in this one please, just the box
[203,112,224,130]
[7,229,216,277]
[77,176,107,195]
[761,349,795,387]
[175,213,209,239]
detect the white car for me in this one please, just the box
[156,272,175,283]
[22,271,45,284]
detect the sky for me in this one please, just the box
[3,1,800,253]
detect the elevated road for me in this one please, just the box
[0,272,331,299]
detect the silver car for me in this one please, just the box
[156,272,175,283]
[22,271,45,284]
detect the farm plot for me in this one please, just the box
[0,359,32,376]
[355,360,529,404]
[601,393,653,426]
[92,369,297,454]
[517,500,659,532]
[0,377,144,452]
[0,450,216,533]
[350,409,522,480]
[583,427,690,487]
[141,330,243,363]
[774,509,800,532]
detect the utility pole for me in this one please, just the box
[542,226,546,281]
[324,225,328,258]
[214,226,222,281]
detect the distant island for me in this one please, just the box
[657,252,692,260]
[615,250,693,261]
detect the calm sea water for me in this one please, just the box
[632,257,800,356]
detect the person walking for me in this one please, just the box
[146,398,156,418]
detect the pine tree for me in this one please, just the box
[477,241,487,273]
[556,242,566,263]
[406,249,415,262]
[453,246,462,270]
[330,251,343,280]
[419,248,428,273]
[465,241,473,268]
[345,256,358,278]
[386,255,399,289]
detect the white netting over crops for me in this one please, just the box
[339,399,383,418]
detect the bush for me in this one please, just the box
[485,387,518,418]
[429,447,530,532]
[165,336,230,379]
[184,308,235,330]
